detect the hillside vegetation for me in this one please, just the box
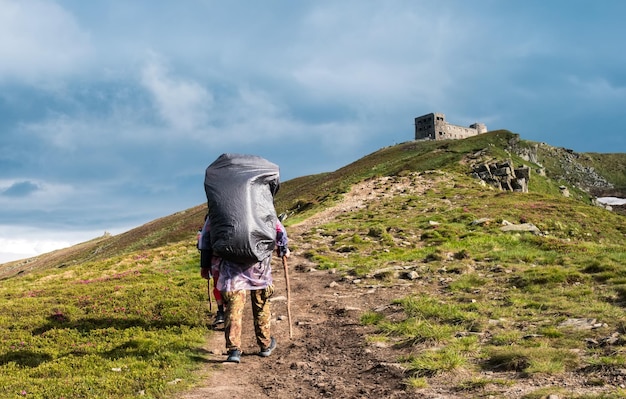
[1,131,625,398]
[276,131,626,219]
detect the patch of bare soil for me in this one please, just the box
[178,176,623,399]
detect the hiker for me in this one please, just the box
[210,220,289,363]
[198,215,225,325]
[203,153,288,363]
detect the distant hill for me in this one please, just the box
[1,130,624,279]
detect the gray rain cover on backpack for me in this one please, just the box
[204,153,280,264]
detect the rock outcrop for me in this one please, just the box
[471,160,530,193]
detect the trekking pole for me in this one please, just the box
[207,278,213,313]
[282,255,294,339]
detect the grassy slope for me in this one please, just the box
[579,152,626,193]
[275,131,523,221]
[0,131,625,398]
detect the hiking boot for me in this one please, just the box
[226,349,241,363]
[213,310,225,325]
[259,337,276,357]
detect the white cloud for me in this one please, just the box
[288,3,488,108]
[0,0,92,82]
[0,226,87,263]
[17,93,169,152]
[201,87,292,141]
[0,225,128,264]
[0,236,71,263]
[141,55,213,132]
[21,114,87,151]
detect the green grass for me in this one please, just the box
[0,243,211,398]
[404,346,469,376]
[522,387,626,399]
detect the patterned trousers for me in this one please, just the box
[222,285,274,352]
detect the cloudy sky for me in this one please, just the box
[1,0,625,262]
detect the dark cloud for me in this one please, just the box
[2,181,40,197]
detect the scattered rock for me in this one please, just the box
[500,222,541,235]
[558,318,598,330]
[402,271,420,280]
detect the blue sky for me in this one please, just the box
[1,0,625,262]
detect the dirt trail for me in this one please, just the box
[179,260,415,399]
[178,178,420,399]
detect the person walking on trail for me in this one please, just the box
[209,221,289,363]
[198,215,225,325]
[203,152,286,364]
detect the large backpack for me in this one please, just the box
[203,153,280,264]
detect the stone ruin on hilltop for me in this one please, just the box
[414,112,487,141]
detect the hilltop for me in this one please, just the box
[1,131,625,398]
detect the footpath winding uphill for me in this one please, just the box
[179,178,421,399]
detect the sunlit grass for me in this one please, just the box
[405,376,429,388]
[360,311,385,325]
[405,347,469,376]
[587,354,626,368]
[379,319,459,345]
[483,346,580,374]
